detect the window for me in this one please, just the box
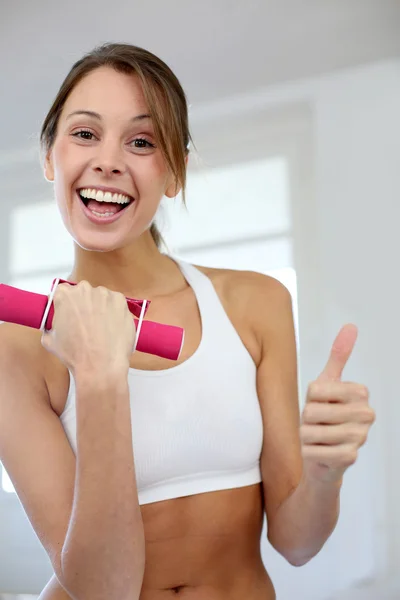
[163,155,299,346]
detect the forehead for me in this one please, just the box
[61,67,149,121]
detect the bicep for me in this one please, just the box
[255,280,303,524]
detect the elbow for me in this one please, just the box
[277,548,314,567]
[286,553,313,567]
[275,547,313,568]
[267,534,314,568]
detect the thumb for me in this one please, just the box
[317,323,358,382]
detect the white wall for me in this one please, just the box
[279,58,400,596]
[189,57,400,598]
[313,59,400,584]
[0,57,399,597]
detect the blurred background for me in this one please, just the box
[0,0,399,598]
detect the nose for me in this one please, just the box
[92,142,126,177]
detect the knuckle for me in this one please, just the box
[339,449,357,467]
[359,405,375,423]
[114,291,127,304]
[109,291,128,309]
[308,381,321,399]
[77,279,91,289]
[96,285,109,295]
[56,283,69,295]
[53,286,67,303]
[349,426,367,445]
[347,426,360,443]
[358,385,369,401]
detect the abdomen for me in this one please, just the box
[140,483,269,593]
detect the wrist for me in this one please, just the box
[303,468,343,493]
[73,363,129,392]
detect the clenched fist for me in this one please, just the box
[301,324,375,483]
[41,280,136,376]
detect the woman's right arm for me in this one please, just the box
[61,367,145,600]
[40,280,146,599]
[0,323,145,600]
[0,280,146,599]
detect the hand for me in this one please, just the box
[301,324,375,484]
[41,280,136,376]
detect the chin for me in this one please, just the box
[71,230,135,253]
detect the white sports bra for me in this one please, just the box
[59,257,264,505]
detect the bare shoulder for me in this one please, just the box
[195,264,291,364]
[0,322,45,362]
[0,322,48,385]
[196,263,289,311]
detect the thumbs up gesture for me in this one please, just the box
[301,324,375,484]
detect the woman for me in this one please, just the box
[0,43,375,600]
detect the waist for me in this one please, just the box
[139,567,275,600]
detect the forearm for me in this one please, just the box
[60,370,145,600]
[267,470,342,566]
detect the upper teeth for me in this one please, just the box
[79,188,132,204]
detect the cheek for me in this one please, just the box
[136,154,170,196]
[54,133,91,185]
[50,141,79,218]
[52,139,77,181]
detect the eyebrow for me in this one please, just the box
[66,110,151,122]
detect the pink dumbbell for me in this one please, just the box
[0,280,184,361]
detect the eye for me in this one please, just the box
[71,129,96,140]
[130,137,156,150]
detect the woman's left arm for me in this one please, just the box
[253,275,376,567]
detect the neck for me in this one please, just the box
[67,230,180,298]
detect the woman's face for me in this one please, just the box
[45,66,178,252]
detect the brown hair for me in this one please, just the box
[40,42,194,249]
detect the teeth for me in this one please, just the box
[91,211,115,218]
[79,188,132,204]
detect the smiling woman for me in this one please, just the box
[0,41,351,600]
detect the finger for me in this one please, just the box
[317,324,358,383]
[301,423,369,446]
[302,402,374,425]
[302,443,358,469]
[307,381,369,403]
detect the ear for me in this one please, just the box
[165,179,181,199]
[165,154,189,198]
[44,151,54,182]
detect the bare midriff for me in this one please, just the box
[38,483,275,600]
